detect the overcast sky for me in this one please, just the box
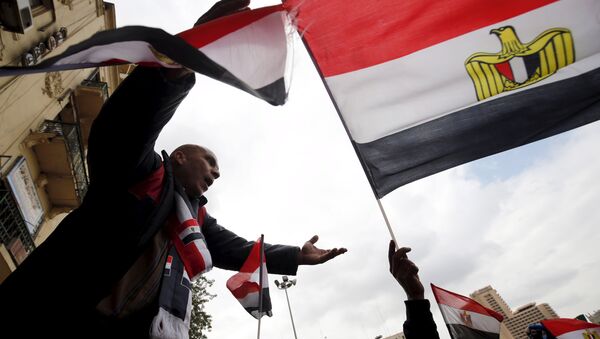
[109,1,600,338]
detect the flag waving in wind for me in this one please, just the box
[0,5,291,105]
[432,284,504,339]
[541,318,600,339]
[226,236,272,319]
[284,0,600,197]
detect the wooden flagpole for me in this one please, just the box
[297,33,400,247]
[257,234,265,339]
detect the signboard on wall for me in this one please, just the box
[6,157,44,235]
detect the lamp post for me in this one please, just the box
[274,275,298,339]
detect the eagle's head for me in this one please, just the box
[490,26,526,56]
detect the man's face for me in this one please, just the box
[173,146,220,197]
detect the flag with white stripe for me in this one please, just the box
[0,5,291,105]
[284,0,600,197]
[541,318,600,339]
[226,237,272,319]
[432,284,503,339]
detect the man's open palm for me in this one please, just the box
[298,235,347,265]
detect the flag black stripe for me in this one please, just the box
[182,232,204,245]
[0,26,287,106]
[356,67,600,198]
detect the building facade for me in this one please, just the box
[471,285,514,319]
[471,286,559,339]
[382,332,405,339]
[0,0,124,283]
[503,303,559,339]
[588,310,600,325]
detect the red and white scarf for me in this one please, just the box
[150,191,212,338]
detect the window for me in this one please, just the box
[29,0,53,17]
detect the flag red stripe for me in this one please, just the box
[541,319,600,336]
[285,0,557,77]
[231,282,260,299]
[432,284,504,322]
[239,240,263,273]
[175,219,199,235]
[177,5,284,48]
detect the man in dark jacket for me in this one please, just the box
[0,1,346,336]
[389,240,440,339]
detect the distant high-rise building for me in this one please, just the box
[470,285,514,319]
[469,286,559,339]
[503,303,559,339]
[588,309,600,324]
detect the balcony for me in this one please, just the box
[26,120,89,211]
[74,80,108,148]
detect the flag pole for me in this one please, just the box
[297,33,399,246]
[377,199,399,249]
[257,234,265,339]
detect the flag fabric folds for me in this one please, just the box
[0,5,291,105]
[226,237,273,319]
[541,318,600,339]
[284,0,600,197]
[431,284,503,339]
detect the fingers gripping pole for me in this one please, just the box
[377,199,399,250]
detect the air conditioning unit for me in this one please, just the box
[0,0,34,34]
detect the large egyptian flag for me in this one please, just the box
[432,284,503,339]
[541,318,600,339]
[0,5,291,105]
[226,237,273,319]
[284,0,600,197]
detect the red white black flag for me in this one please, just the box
[226,236,272,319]
[541,318,600,339]
[0,5,291,105]
[432,284,503,339]
[284,0,600,197]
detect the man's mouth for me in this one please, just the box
[205,177,214,187]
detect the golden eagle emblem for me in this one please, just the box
[583,328,600,339]
[465,26,575,101]
[148,45,179,66]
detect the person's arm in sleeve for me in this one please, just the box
[202,215,301,275]
[87,67,195,186]
[202,215,347,275]
[388,240,440,339]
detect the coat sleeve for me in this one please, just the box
[202,214,300,275]
[87,67,196,186]
[403,299,441,339]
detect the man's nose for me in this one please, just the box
[211,167,220,179]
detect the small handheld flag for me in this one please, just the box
[431,284,503,339]
[226,235,273,319]
[541,318,600,339]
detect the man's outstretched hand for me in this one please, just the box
[388,240,425,300]
[297,235,347,265]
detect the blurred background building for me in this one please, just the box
[0,0,132,283]
[588,309,600,324]
[471,285,559,339]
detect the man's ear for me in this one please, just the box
[172,150,187,165]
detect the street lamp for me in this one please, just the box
[274,275,298,339]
